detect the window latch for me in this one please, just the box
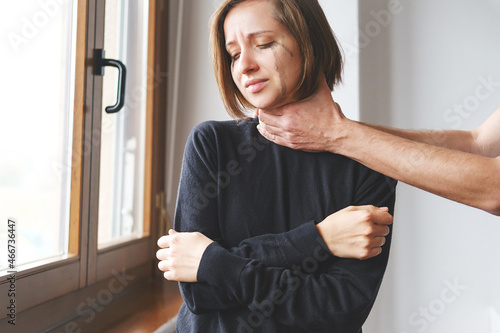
[93,49,127,114]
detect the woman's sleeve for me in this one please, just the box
[181,222,332,314]
[195,168,396,331]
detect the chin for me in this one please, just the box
[250,99,287,111]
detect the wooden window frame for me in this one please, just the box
[0,0,169,331]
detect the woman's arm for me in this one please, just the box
[159,168,394,331]
[257,80,500,215]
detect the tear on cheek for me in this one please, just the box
[276,42,294,58]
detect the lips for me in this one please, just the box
[245,79,268,93]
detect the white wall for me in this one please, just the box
[165,1,500,332]
[359,1,500,333]
[318,0,360,121]
[165,0,229,217]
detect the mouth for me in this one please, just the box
[245,79,268,93]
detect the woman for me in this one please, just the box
[156,0,395,332]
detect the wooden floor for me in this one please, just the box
[104,278,183,333]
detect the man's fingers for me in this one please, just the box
[258,108,285,123]
[257,118,286,137]
[257,123,289,147]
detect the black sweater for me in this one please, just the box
[174,118,396,333]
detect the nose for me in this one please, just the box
[237,49,258,75]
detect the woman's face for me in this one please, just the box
[224,0,302,110]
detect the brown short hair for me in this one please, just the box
[210,0,343,119]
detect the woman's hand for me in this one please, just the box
[316,206,393,260]
[156,230,214,282]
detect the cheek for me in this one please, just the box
[273,47,301,89]
[231,68,242,89]
[284,50,302,84]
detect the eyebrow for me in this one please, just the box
[225,30,274,48]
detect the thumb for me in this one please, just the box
[168,229,178,235]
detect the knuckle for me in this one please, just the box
[283,131,294,142]
[169,258,177,267]
[359,210,374,223]
[361,238,372,248]
[283,120,294,132]
[363,224,375,236]
[170,234,179,244]
[359,249,371,260]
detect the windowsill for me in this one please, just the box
[95,277,182,333]
[0,253,78,279]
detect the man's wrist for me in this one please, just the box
[326,117,356,155]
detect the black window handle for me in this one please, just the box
[93,49,127,113]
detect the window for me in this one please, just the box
[0,0,168,330]
[0,0,78,273]
[98,0,150,248]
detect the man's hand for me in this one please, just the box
[316,206,393,260]
[257,79,347,152]
[156,230,214,282]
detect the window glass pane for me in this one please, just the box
[0,1,78,272]
[98,0,149,248]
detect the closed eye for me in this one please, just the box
[231,53,240,61]
[258,41,275,49]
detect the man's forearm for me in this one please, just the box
[335,120,500,215]
[361,123,481,154]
